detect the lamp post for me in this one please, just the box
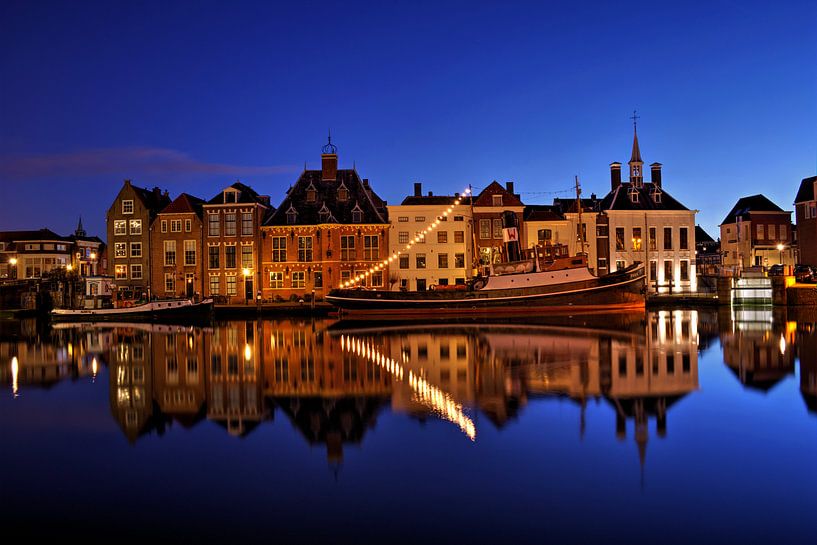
[777,243,785,273]
[9,257,17,280]
[243,267,251,305]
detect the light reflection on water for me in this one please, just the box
[1,308,816,541]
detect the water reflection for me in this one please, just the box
[3,308,817,457]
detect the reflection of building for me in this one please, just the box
[108,329,156,442]
[794,309,817,413]
[719,307,796,391]
[153,328,207,427]
[262,319,391,461]
[205,321,266,436]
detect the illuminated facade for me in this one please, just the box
[260,141,389,299]
[202,182,271,304]
[387,183,474,291]
[149,193,206,299]
[599,125,697,292]
[106,180,171,299]
[472,181,525,270]
[794,176,817,267]
[720,194,796,270]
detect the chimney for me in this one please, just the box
[428,191,433,197]
[610,162,622,190]
[650,163,663,188]
[506,181,514,195]
[414,182,422,197]
[321,152,338,182]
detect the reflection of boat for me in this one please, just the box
[52,321,213,334]
[327,262,645,318]
[50,298,214,321]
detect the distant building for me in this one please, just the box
[719,194,796,270]
[597,124,697,292]
[106,180,171,300]
[694,225,720,273]
[203,182,271,304]
[473,181,525,271]
[261,139,389,300]
[150,193,206,299]
[68,217,106,276]
[387,182,473,291]
[794,175,817,267]
[0,229,73,279]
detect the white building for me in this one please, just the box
[387,183,474,291]
[597,124,698,292]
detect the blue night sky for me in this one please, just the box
[1,0,815,238]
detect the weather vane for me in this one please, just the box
[630,110,640,130]
[322,128,337,154]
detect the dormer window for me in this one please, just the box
[225,189,238,203]
[628,186,639,204]
[492,195,503,207]
[351,203,363,223]
[306,182,317,203]
[318,203,330,223]
[651,188,662,204]
[337,182,349,202]
[286,205,298,225]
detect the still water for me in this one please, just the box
[1,308,816,543]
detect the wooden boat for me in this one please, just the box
[326,257,646,318]
[50,298,214,321]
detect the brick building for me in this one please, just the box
[150,193,206,299]
[794,175,817,267]
[472,181,525,271]
[202,182,272,304]
[260,140,389,300]
[720,194,796,270]
[106,180,170,300]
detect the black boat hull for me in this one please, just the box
[326,265,646,317]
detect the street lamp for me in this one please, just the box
[242,268,252,304]
[8,257,17,280]
[777,243,785,271]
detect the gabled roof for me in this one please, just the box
[207,182,270,206]
[720,194,786,225]
[695,225,715,244]
[0,228,68,243]
[523,205,565,222]
[129,182,171,213]
[264,169,387,226]
[794,176,817,204]
[473,181,524,207]
[160,193,206,217]
[599,182,690,212]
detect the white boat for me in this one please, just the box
[50,298,214,321]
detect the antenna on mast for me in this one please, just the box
[575,176,587,256]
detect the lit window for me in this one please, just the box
[114,220,126,236]
[291,271,305,289]
[269,272,284,289]
[115,264,128,279]
[226,276,237,295]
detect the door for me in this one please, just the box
[245,276,254,301]
[185,274,194,297]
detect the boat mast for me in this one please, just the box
[575,175,587,256]
[469,184,479,274]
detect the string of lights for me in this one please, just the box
[340,334,476,441]
[339,185,472,288]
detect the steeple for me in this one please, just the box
[75,216,86,237]
[628,110,644,187]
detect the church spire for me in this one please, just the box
[628,110,644,187]
[75,216,86,237]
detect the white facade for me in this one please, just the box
[387,202,474,291]
[607,210,697,293]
